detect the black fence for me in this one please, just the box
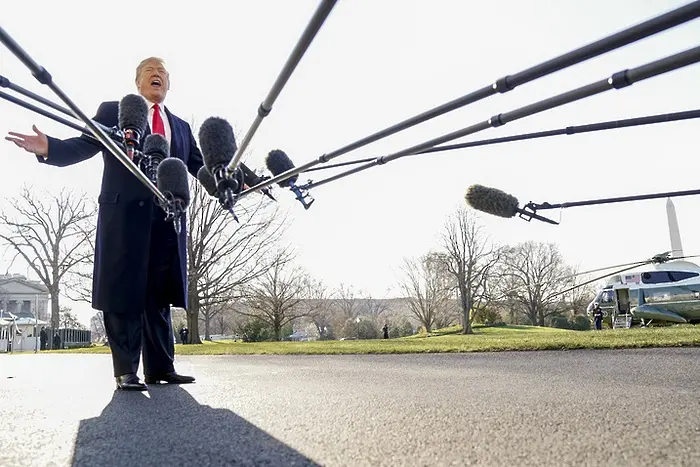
[41,327,92,350]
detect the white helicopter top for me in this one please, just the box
[598,257,700,289]
[598,198,700,290]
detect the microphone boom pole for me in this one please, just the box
[1,73,74,118]
[303,108,700,172]
[226,0,338,172]
[0,73,127,142]
[237,0,700,199]
[0,89,94,136]
[528,188,700,211]
[303,45,700,190]
[0,24,170,208]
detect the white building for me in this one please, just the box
[0,273,50,321]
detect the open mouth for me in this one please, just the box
[150,77,162,88]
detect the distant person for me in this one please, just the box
[40,327,47,350]
[382,324,389,339]
[53,332,62,350]
[180,327,189,345]
[593,304,604,331]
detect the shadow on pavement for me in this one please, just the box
[71,385,320,466]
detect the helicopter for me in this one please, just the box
[574,198,700,329]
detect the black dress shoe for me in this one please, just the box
[144,372,195,385]
[115,373,147,391]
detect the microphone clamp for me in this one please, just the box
[143,154,165,185]
[518,202,559,225]
[290,181,315,210]
[157,193,187,234]
[211,166,241,212]
[122,127,141,160]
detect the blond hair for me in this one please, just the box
[135,57,168,82]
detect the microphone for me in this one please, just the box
[199,116,242,210]
[197,165,240,222]
[196,166,218,197]
[118,94,148,161]
[465,184,558,225]
[265,149,314,209]
[142,134,169,184]
[156,157,191,234]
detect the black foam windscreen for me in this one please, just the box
[465,184,519,218]
[157,158,191,206]
[265,149,298,187]
[143,134,170,159]
[118,94,148,134]
[197,166,218,197]
[199,116,237,172]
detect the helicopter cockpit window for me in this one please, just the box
[640,271,700,284]
[599,290,614,303]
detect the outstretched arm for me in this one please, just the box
[41,102,114,167]
[5,102,112,168]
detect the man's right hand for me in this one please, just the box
[5,125,49,158]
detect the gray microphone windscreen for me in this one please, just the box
[118,94,149,134]
[465,184,519,218]
[157,158,191,206]
[265,149,298,187]
[197,166,218,197]
[143,134,169,159]
[199,116,237,172]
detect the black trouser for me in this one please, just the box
[104,214,180,378]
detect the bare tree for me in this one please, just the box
[302,276,336,339]
[363,292,389,319]
[199,297,233,340]
[498,241,575,326]
[59,306,87,330]
[398,253,452,333]
[335,283,359,319]
[63,231,95,304]
[186,178,289,344]
[433,299,460,330]
[214,310,234,336]
[237,251,309,341]
[562,269,597,315]
[440,206,502,334]
[0,186,96,341]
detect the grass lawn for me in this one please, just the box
[48,324,700,356]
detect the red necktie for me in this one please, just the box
[152,103,165,136]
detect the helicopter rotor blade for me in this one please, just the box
[549,263,647,301]
[561,260,651,280]
[562,251,700,280]
[669,253,700,261]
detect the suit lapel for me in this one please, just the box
[164,106,180,161]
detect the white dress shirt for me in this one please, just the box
[142,96,172,144]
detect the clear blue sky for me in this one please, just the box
[1,0,699,325]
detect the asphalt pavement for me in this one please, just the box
[1,348,699,466]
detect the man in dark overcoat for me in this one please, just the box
[6,57,202,390]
